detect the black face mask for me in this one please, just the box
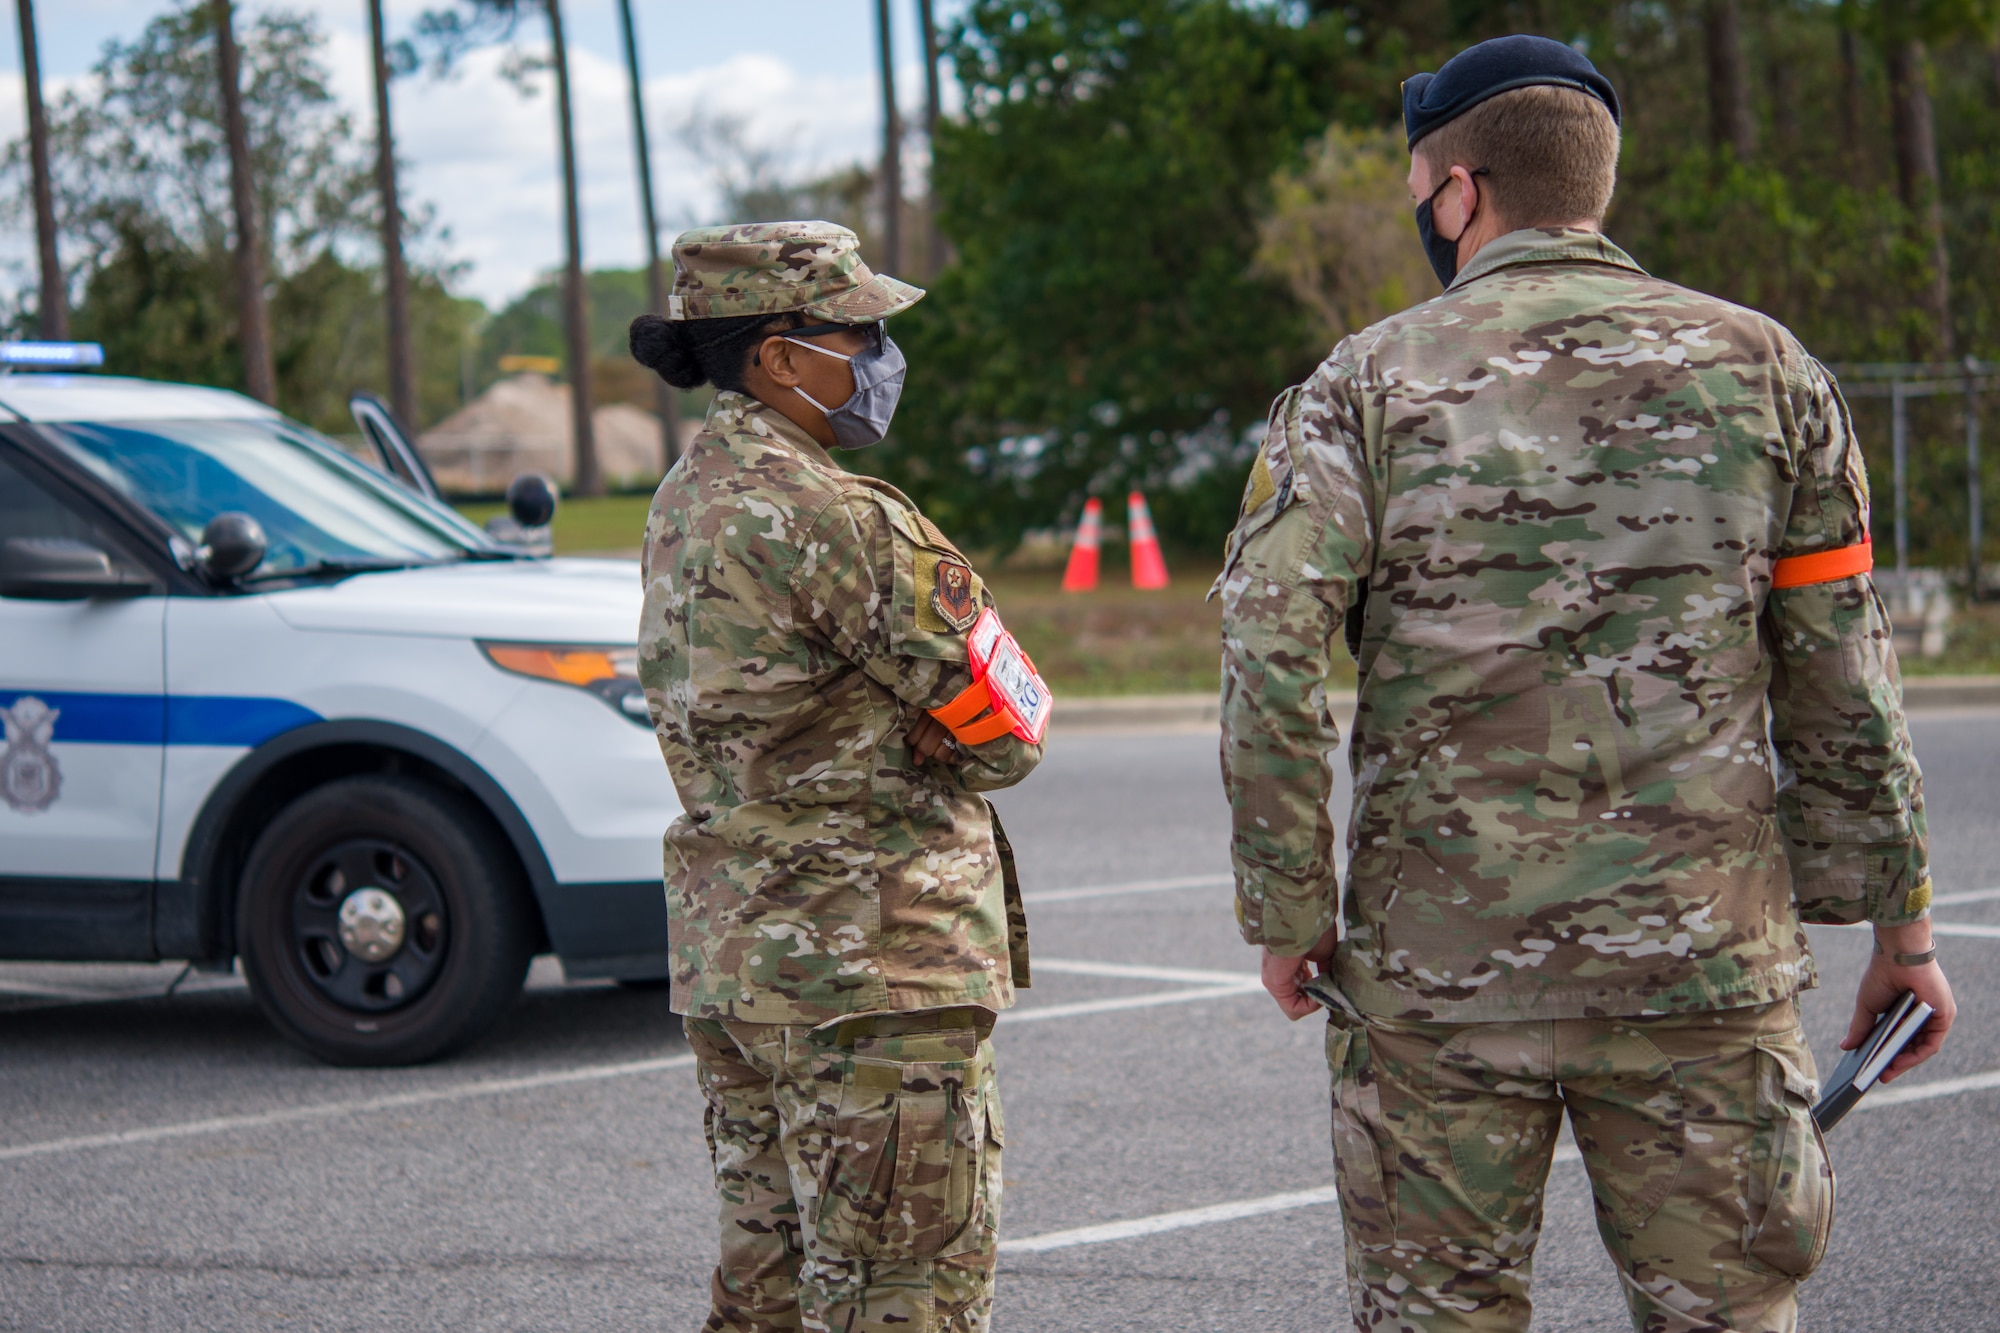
[1414,166,1488,287]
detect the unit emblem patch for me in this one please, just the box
[0,695,61,814]
[932,559,979,632]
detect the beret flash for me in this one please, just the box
[1403,34,1621,149]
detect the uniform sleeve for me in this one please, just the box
[1217,364,1377,955]
[1766,354,1930,927]
[791,492,1042,792]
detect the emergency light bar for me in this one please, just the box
[0,341,105,370]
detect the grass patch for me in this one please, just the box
[988,559,1360,697]
[1906,599,2000,675]
[985,560,1226,697]
[457,493,655,555]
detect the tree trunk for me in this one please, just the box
[546,0,600,497]
[215,0,276,404]
[1839,26,1861,163]
[16,0,66,340]
[367,0,417,433]
[1703,0,1756,162]
[1888,38,1954,360]
[916,0,945,278]
[873,0,902,274]
[617,0,678,474]
[1761,4,1796,153]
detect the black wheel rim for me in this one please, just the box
[289,839,449,1013]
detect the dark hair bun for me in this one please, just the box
[629,314,704,390]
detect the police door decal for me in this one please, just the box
[0,695,60,813]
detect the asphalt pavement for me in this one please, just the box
[6,712,2000,1330]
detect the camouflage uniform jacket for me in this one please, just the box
[639,392,1040,1026]
[1217,228,1930,1023]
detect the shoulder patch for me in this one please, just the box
[914,547,984,633]
[930,557,979,632]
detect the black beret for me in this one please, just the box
[1403,34,1621,149]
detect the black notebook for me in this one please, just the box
[1811,991,1935,1132]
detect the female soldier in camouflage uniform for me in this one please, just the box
[629,221,1043,1333]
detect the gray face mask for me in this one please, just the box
[784,322,905,450]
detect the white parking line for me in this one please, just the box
[1864,1066,2000,1106]
[10,918,1983,1172]
[0,1054,696,1164]
[1031,957,1262,988]
[1001,1186,1342,1253]
[0,957,1263,1163]
[1006,985,1265,1025]
[1022,874,1232,904]
[1932,922,2000,940]
[1000,1060,2000,1254]
[1933,886,2000,907]
[1001,957,1264,1024]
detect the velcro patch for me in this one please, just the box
[916,513,964,558]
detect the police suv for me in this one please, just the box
[0,345,679,1065]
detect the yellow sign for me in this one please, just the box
[498,354,561,376]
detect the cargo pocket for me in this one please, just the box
[1327,1019,1395,1247]
[815,1041,991,1261]
[1746,1034,1835,1279]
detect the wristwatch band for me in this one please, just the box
[1874,941,1939,967]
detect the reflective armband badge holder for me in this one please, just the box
[927,608,1052,746]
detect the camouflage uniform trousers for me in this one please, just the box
[684,1008,1005,1333]
[1325,997,1833,1333]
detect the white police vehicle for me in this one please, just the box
[0,344,679,1065]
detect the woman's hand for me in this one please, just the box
[907,714,961,766]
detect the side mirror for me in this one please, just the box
[506,471,558,528]
[483,472,557,556]
[198,512,267,583]
[0,536,149,600]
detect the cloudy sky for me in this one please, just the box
[4,0,963,307]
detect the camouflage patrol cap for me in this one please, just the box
[665,220,924,324]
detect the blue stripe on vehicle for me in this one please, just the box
[165,696,320,747]
[0,691,321,747]
[0,691,163,743]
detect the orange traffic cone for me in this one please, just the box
[1061,497,1103,592]
[1127,491,1170,589]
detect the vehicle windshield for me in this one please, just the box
[40,416,501,579]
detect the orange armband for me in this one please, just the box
[927,608,1053,746]
[1772,539,1873,590]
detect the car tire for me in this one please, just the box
[238,775,536,1066]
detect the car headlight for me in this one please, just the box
[479,642,651,728]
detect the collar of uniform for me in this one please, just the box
[1447,227,1646,293]
[705,389,838,470]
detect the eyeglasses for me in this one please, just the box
[783,321,883,348]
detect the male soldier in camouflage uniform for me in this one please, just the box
[1217,35,1955,1333]
[630,221,1041,1332]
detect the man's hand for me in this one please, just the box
[1261,928,1338,1022]
[907,714,962,766]
[1843,919,1955,1083]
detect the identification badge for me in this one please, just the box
[967,608,1052,744]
